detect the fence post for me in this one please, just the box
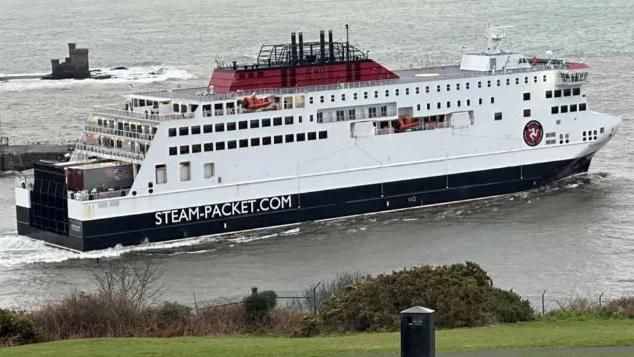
[541,290,547,315]
[599,292,604,307]
[312,282,321,316]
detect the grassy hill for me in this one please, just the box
[2,319,634,357]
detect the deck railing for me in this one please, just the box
[74,143,145,163]
[92,106,195,122]
[84,125,155,142]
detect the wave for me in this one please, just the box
[0,65,195,92]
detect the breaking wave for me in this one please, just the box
[0,65,195,92]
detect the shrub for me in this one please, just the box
[0,308,41,346]
[243,289,278,328]
[301,262,534,334]
[607,297,634,318]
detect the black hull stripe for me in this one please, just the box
[17,154,593,251]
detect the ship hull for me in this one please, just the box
[17,154,593,252]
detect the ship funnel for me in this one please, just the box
[291,32,298,65]
[328,30,335,62]
[319,30,326,63]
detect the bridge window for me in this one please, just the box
[179,162,191,182]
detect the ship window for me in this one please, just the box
[227,140,237,149]
[369,107,377,118]
[310,115,314,122]
[425,86,430,93]
[534,76,538,83]
[331,94,335,102]
[295,95,305,108]
[239,139,248,148]
[524,76,528,84]
[477,81,482,88]
[262,118,271,127]
[250,119,260,128]
[179,127,189,136]
[296,133,306,142]
[274,135,283,144]
[446,101,451,108]
[563,88,571,97]
[405,88,410,95]
[227,122,236,131]
[309,97,314,104]
[456,83,460,90]
[320,96,324,103]
[554,89,562,97]
[299,115,303,123]
[436,85,441,92]
[417,104,421,111]
[173,103,179,112]
[496,79,500,86]
[415,87,420,94]
[523,92,531,101]
[396,88,400,96]
[467,99,471,106]
[168,128,177,137]
[203,124,213,133]
[169,147,177,156]
[308,132,317,140]
[570,104,578,112]
[573,87,581,96]
[543,75,547,82]
[523,109,531,117]
[285,116,294,125]
[284,97,293,109]
[466,82,470,89]
[341,93,346,101]
[561,105,568,113]
[179,162,191,182]
[262,136,272,145]
[215,142,225,151]
[203,104,212,117]
[204,163,215,178]
[285,134,294,143]
[251,138,260,146]
[181,104,188,113]
[546,90,553,98]
[380,106,388,116]
[204,143,213,152]
[487,80,491,87]
[515,77,519,85]
[457,100,461,107]
[336,110,345,121]
[551,106,559,114]
[494,112,503,121]
[426,103,431,110]
[348,109,356,120]
[239,121,248,129]
[506,78,510,86]
[179,145,189,154]
[192,144,201,153]
[139,99,145,107]
[316,113,323,122]
[191,126,201,135]
[385,89,390,97]
[446,84,450,91]
[354,92,358,100]
[364,91,368,99]
[374,90,379,98]
[489,97,494,104]
[155,164,167,184]
[579,103,587,111]
[478,98,483,105]
[318,130,328,139]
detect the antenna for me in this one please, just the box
[345,24,350,61]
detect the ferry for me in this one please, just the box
[15,26,621,251]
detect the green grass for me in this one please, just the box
[2,319,634,357]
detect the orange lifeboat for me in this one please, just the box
[393,117,421,131]
[240,95,272,110]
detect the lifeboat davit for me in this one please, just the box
[240,95,272,110]
[393,117,421,131]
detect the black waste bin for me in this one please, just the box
[400,306,435,357]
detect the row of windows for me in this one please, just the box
[155,162,216,184]
[168,131,328,155]
[308,76,547,104]
[546,87,581,98]
[168,116,302,137]
[551,103,587,114]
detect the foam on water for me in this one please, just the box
[0,65,194,92]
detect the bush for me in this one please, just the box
[489,288,534,323]
[243,289,277,328]
[607,297,634,318]
[0,308,41,346]
[301,262,534,334]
